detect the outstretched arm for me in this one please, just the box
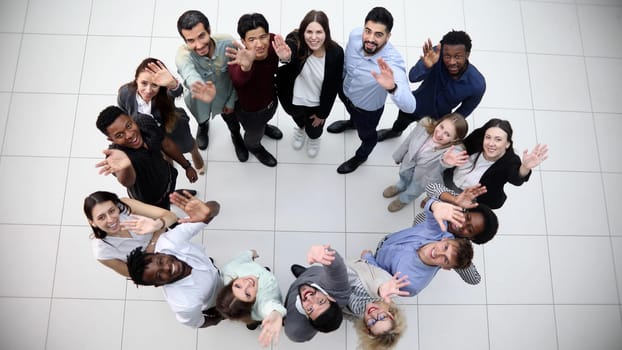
[519,143,548,177]
[170,190,220,224]
[429,201,465,232]
[146,60,179,90]
[307,244,336,266]
[96,149,135,187]
[226,40,256,72]
[378,272,411,303]
[271,34,292,62]
[190,81,216,103]
[258,310,283,347]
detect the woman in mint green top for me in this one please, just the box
[217,249,286,347]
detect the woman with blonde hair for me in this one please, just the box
[383,113,469,212]
[354,301,406,350]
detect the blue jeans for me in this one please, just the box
[395,167,424,204]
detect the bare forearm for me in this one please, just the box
[114,167,136,188]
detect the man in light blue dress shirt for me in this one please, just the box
[327,7,416,174]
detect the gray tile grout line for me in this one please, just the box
[519,1,563,348]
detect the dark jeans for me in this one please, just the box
[344,97,384,160]
[235,97,278,150]
[288,105,324,139]
[392,109,424,132]
[221,111,241,134]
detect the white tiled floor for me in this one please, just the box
[0,0,621,349]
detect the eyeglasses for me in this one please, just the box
[366,312,394,328]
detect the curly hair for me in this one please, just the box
[96,105,125,135]
[354,302,406,350]
[126,246,154,286]
[469,203,499,244]
[440,30,472,52]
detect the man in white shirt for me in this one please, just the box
[126,192,223,328]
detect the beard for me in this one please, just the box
[362,40,386,55]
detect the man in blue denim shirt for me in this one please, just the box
[175,10,248,162]
[377,30,486,141]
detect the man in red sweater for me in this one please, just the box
[226,13,291,167]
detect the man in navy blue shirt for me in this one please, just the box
[376,30,486,141]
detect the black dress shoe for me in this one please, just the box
[290,264,307,278]
[231,132,249,162]
[376,128,402,142]
[337,156,366,174]
[264,124,283,140]
[174,189,197,197]
[250,146,277,167]
[246,321,262,330]
[327,120,355,134]
[196,122,210,150]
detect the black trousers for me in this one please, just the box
[343,97,384,160]
[288,104,324,139]
[235,97,278,150]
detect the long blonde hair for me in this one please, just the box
[421,112,468,148]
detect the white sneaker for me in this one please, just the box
[292,127,306,150]
[307,138,320,158]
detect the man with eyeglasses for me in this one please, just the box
[286,249,410,349]
[283,245,350,342]
[376,30,486,142]
[362,197,497,297]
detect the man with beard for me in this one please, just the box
[126,191,223,328]
[376,30,486,141]
[326,7,416,174]
[284,244,350,342]
[175,10,248,161]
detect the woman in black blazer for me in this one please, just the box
[118,58,204,174]
[442,118,548,209]
[276,10,344,157]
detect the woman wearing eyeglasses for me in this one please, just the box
[344,259,410,350]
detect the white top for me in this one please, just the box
[453,153,495,189]
[91,212,152,261]
[135,93,153,116]
[156,222,222,328]
[292,54,325,107]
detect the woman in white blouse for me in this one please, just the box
[84,191,177,277]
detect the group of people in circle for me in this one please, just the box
[85,6,548,350]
